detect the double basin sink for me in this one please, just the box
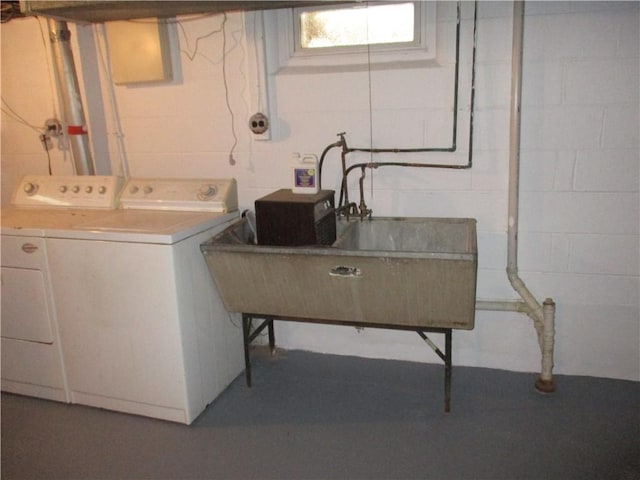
[201,216,477,330]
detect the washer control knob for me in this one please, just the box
[143,185,153,194]
[198,185,217,199]
[23,182,38,195]
[59,185,68,193]
[72,185,80,193]
[129,185,139,194]
[98,186,107,194]
[85,186,93,194]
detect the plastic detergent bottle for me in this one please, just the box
[291,153,319,194]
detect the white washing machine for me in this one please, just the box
[1,175,244,424]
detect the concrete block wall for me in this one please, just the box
[1,1,638,381]
[517,1,639,380]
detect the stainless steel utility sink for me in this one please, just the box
[201,216,477,330]
[334,216,476,255]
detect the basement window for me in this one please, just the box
[266,1,437,72]
[297,2,417,51]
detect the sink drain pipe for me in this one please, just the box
[476,1,555,393]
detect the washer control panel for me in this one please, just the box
[119,178,238,212]
[12,175,124,209]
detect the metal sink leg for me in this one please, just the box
[242,313,276,387]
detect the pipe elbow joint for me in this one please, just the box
[506,267,524,289]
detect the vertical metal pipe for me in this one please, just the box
[444,329,452,413]
[242,314,253,387]
[48,19,94,176]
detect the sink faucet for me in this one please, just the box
[335,202,358,219]
[357,165,372,220]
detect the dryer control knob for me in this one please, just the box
[23,182,38,195]
[143,186,153,194]
[72,185,80,193]
[129,185,139,194]
[59,185,68,193]
[98,186,107,194]
[198,185,217,199]
[85,186,93,194]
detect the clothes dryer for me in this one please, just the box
[1,175,123,403]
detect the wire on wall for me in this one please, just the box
[365,2,375,200]
[1,97,55,173]
[1,98,42,133]
[253,12,263,113]
[177,12,240,166]
[176,14,224,61]
[221,13,239,166]
[36,17,60,120]
[1,17,69,174]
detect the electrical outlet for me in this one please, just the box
[248,112,269,135]
[44,118,62,137]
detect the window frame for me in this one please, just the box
[267,1,437,72]
[294,2,420,54]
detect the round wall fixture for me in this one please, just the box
[249,112,269,134]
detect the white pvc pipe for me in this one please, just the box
[476,300,529,313]
[506,1,556,392]
[538,298,556,389]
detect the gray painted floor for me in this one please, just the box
[2,348,639,480]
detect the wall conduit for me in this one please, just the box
[48,19,95,175]
[318,0,475,196]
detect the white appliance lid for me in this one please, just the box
[60,210,239,244]
[1,208,116,237]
